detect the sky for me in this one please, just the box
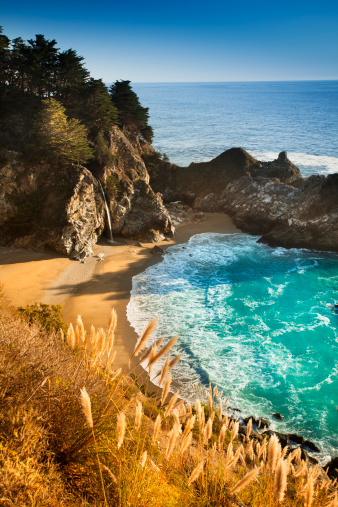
[1,0,338,82]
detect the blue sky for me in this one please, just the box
[1,0,338,82]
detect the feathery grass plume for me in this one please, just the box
[219,423,227,449]
[246,439,254,461]
[183,415,196,439]
[203,417,213,445]
[222,413,229,429]
[80,387,93,428]
[89,324,96,351]
[305,475,314,507]
[226,442,234,462]
[230,467,260,495]
[100,463,117,483]
[168,353,182,371]
[246,418,252,441]
[231,420,239,441]
[274,458,288,503]
[294,460,307,478]
[188,460,205,486]
[106,332,114,356]
[180,431,192,456]
[106,350,117,371]
[198,408,205,435]
[195,400,201,418]
[161,373,172,405]
[148,335,179,368]
[134,317,158,356]
[152,414,162,445]
[117,412,126,450]
[268,434,280,473]
[140,451,147,468]
[97,328,107,356]
[76,315,85,344]
[134,400,143,431]
[107,308,117,335]
[261,437,268,462]
[158,354,171,386]
[256,442,262,460]
[163,391,179,418]
[213,385,218,397]
[172,408,180,425]
[75,326,80,347]
[67,323,75,349]
[166,421,181,459]
[208,392,213,416]
[218,399,223,422]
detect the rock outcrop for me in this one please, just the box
[0,128,174,258]
[147,148,338,253]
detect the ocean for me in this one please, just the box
[128,81,338,461]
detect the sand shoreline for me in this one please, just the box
[0,213,240,371]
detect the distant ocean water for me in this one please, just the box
[133,81,338,175]
[128,82,338,461]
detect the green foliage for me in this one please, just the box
[110,80,153,143]
[33,98,93,165]
[17,302,67,334]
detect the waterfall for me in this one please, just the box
[97,179,113,242]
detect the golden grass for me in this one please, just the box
[0,289,337,506]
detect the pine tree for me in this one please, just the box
[110,80,153,143]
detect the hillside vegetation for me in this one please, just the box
[0,291,337,506]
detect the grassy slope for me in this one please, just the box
[0,291,336,507]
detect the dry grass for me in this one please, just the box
[0,290,337,506]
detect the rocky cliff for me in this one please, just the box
[147,149,338,253]
[0,128,174,259]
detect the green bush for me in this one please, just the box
[17,302,67,334]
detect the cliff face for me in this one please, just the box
[0,128,174,258]
[147,148,338,253]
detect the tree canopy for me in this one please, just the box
[0,27,154,167]
[110,80,153,143]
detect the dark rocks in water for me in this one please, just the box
[243,416,270,429]
[272,412,285,421]
[288,433,305,445]
[150,245,165,255]
[262,430,289,448]
[324,456,338,479]
[303,440,320,453]
[300,448,319,465]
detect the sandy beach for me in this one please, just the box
[0,213,240,369]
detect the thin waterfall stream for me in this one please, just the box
[97,179,113,242]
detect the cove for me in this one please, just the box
[127,233,338,461]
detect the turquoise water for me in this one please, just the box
[127,234,338,461]
[133,81,338,176]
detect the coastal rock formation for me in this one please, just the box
[0,155,106,259]
[147,148,338,253]
[0,128,174,258]
[102,128,174,242]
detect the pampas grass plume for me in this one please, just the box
[117,412,126,449]
[274,458,288,503]
[152,414,162,445]
[161,373,172,405]
[230,467,260,495]
[305,475,314,507]
[188,460,204,486]
[134,317,158,356]
[135,400,143,431]
[140,451,147,468]
[80,387,93,428]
